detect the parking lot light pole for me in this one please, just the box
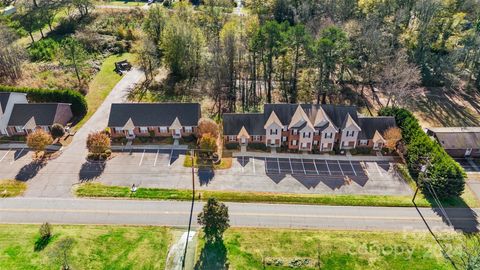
[182,149,195,269]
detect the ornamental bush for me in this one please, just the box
[378,107,465,199]
[0,85,88,120]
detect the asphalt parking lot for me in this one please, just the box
[0,148,36,180]
[454,158,480,172]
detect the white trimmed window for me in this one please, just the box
[292,129,298,135]
[314,130,319,135]
[114,127,123,133]
[359,140,368,146]
[252,135,261,141]
[282,136,287,142]
[15,126,23,133]
[324,133,333,139]
[140,127,148,133]
[229,135,236,141]
[159,127,168,133]
[184,126,192,133]
[283,125,288,131]
[270,129,278,135]
[292,140,297,146]
[313,140,318,145]
[302,132,311,138]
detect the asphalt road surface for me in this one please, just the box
[0,198,478,232]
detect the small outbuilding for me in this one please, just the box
[426,127,480,158]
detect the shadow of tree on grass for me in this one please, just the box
[194,240,228,270]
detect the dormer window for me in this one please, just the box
[292,129,298,135]
[302,132,311,138]
[314,129,319,135]
[324,133,333,139]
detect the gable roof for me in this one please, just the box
[372,130,386,143]
[8,103,72,126]
[357,117,396,140]
[264,104,358,131]
[0,93,10,113]
[342,113,362,130]
[237,126,250,139]
[108,103,201,127]
[223,113,264,135]
[427,127,480,149]
[288,105,314,129]
[264,111,283,129]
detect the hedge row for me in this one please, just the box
[0,85,87,119]
[379,107,465,199]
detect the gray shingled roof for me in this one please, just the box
[427,128,480,149]
[8,103,71,126]
[107,103,201,127]
[263,104,358,129]
[223,113,265,135]
[357,117,397,140]
[0,92,11,113]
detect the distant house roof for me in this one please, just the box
[8,103,72,126]
[427,127,480,149]
[357,117,397,140]
[223,113,264,135]
[107,103,201,127]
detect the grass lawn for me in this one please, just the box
[195,228,460,270]
[0,180,27,197]
[0,224,171,270]
[75,182,478,208]
[74,53,135,129]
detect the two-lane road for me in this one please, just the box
[0,198,478,232]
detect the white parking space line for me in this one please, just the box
[11,148,24,164]
[139,150,145,166]
[0,149,10,162]
[153,150,159,167]
[241,156,245,173]
[289,158,293,174]
[301,159,306,174]
[325,160,331,175]
[277,158,281,174]
[252,157,256,175]
[337,160,344,176]
[361,162,369,176]
[168,149,174,167]
[313,160,319,175]
[349,160,357,176]
[375,162,383,175]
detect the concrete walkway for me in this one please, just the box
[233,151,396,162]
[23,69,145,198]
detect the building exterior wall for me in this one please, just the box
[53,105,74,126]
[265,123,282,147]
[340,127,360,149]
[445,148,480,158]
[110,126,197,138]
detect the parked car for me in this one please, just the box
[114,60,132,75]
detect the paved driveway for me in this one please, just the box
[22,69,145,197]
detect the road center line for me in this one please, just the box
[139,150,145,166]
[0,149,10,162]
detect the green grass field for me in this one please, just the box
[195,228,457,270]
[0,224,171,270]
[75,182,478,208]
[0,180,27,197]
[75,53,135,129]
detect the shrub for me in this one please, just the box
[379,107,465,199]
[27,129,53,154]
[225,142,239,150]
[86,132,111,155]
[34,222,52,251]
[247,143,268,151]
[51,123,65,139]
[0,85,88,119]
[28,38,59,61]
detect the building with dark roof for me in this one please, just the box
[6,103,73,135]
[107,103,201,139]
[0,92,28,136]
[223,104,397,152]
[426,127,480,158]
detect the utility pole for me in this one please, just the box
[182,149,195,269]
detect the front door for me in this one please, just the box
[241,138,246,144]
[465,148,473,157]
[127,129,134,136]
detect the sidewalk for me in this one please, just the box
[0,143,62,151]
[233,151,396,162]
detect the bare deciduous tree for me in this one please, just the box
[0,25,25,84]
